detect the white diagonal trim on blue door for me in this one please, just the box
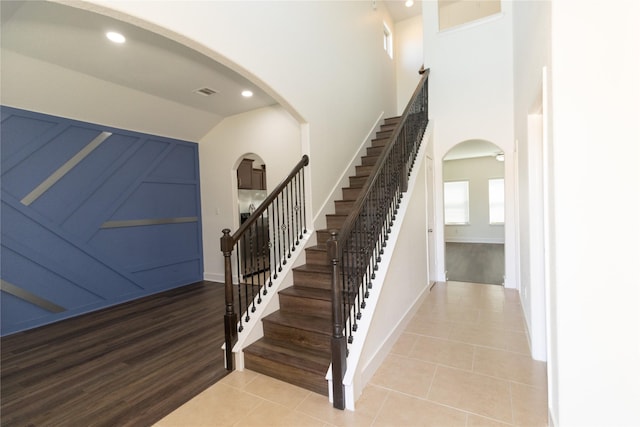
[21,131,112,205]
[0,280,66,313]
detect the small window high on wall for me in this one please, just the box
[383,22,393,58]
[444,181,469,224]
[489,178,504,224]
[438,0,501,31]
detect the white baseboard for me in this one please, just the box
[204,272,225,282]
[445,237,505,244]
[548,408,557,427]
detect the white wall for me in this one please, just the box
[80,0,397,225]
[512,0,551,365]
[422,0,516,287]
[199,105,301,281]
[394,15,423,115]
[0,49,219,142]
[549,1,640,426]
[443,156,505,243]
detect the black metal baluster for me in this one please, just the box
[245,234,252,321]
[276,193,284,270]
[282,184,288,258]
[301,167,307,234]
[297,170,303,239]
[294,172,301,243]
[259,212,268,297]
[237,236,246,331]
[286,182,292,258]
[346,246,354,344]
[268,203,275,286]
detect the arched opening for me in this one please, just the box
[234,153,269,277]
[2,0,305,282]
[443,139,505,285]
[235,153,267,224]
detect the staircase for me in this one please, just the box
[243,117,401,395]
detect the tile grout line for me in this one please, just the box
[368,387,391,427]
[509,380,516,426]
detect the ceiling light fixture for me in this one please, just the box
[241,90,253,98]
[405,0,414,7]
[106,31,126,44]
[495,153,505,162]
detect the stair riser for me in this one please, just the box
[367,146,385,156]
[376,130,393,139]
[349,176,368,188]
[305,248,329,265]
[342,187,362,200]
[384,117,401,125]
[316,230,332,244]
[361,155,379,166]
[326,215,346,229]
[263,321,331,353]
[292,269,332,290]
[356,165,374,176]
[334,200,355,215]
[244,352,328,396]
[380,124,396,132]
[279,293,331,318]
[371,138,389,148]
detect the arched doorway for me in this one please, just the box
[442,140,505,285]
[234,153,269,278]
[235,153,267,224]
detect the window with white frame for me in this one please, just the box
[489,178,505,224]
[444,181,469,224]
[383,22,393,58]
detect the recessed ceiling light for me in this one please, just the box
[106,31,126,44]
[241,90,254,98]
[405,0,414,7]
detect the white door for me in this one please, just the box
[426,156,437,285]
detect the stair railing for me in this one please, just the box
[221,155,309,370]
[328,70,430,409]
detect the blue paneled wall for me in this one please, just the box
[0,106,203,335]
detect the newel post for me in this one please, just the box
[328,230,346,409]
[221,228,238,371]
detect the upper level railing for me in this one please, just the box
[327,70,430,409]
[220,155,309,370]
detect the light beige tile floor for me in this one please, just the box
[154,281,548,427]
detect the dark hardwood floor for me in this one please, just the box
[445,242,505,285]
[1,281,229,427]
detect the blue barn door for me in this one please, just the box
[0,106,204,335]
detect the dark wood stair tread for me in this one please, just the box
[293,263,332,275]
[305,244,327,252]
[279,286,332,303]
[263,310,331,335]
